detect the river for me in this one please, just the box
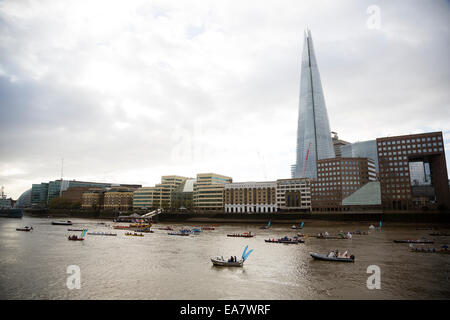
[1,216,449,299]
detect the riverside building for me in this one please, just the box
[276,178,313,212]
[103,187,138,212]
[224,181,277,213]
[311,157,377,211]
[377,131,450,210]
[193,173,232,211]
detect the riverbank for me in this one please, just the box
[23,209,450,223]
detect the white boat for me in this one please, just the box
[210,257,244,267]
[310,252,355,262]
[211,245,253,267]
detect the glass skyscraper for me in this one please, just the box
[292,29,335,179]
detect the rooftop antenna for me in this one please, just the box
[59,158,64,196]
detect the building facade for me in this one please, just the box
[103,188,136,211]
[332,132,350,158]
[276,178,313,212]
[81,189,105,210]
[193,173,232,211]
[224,181,277,213]
[292,29,335,179]
[377,132,450,210]
[312,157,377,211]
[341,140,379,173]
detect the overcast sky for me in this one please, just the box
[1,0,449,199]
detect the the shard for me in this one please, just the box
[292,29,335,179]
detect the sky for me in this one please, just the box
[0,0,449,199]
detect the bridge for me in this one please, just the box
[141,208,163,219]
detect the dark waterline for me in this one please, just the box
[1,217,449,299]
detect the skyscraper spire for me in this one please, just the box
[292,30,335,179]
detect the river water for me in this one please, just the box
[1,216,449,300]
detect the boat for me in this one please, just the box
[201,225,216,230]
[87,232,117,236]
[227,232,254,238]
[211,245,253,267]
[291,221,304,230]
[409,246,450,254]
[429,232,450,236]
[68,228,86,231]
[315,233,349,239]
[125,232,144,237]
[68,235,84,241]
[68,229,87,241]
[52,221,72,226]
[129,223,152,228]
[369,225,375,230]
[134,229,154,233]
[310,251,355,262]
[192,228,201,233]
[168,232,190,236]
[113,225,132,229]
[264,236,303,244]
[393,239,434,244]
[16,226,33,232]
[259,221,271,229]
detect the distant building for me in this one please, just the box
[194,173,232,211]
[103,187,138,212]
[292,29,335,179]
[342,181,382,211]
[81,188,105,210]
[31,179,141,205]
[331,132,350,158]
[171,178,196,209]
[377,131,450,210]
[224,181,277,213]
[61,186,92,204]
[16,189,32,208]
[311,157,377,211]
[132,175,189,210]
[341,140,379,173]
[276,178,313,212]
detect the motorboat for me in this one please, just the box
[52,221,72,226]
[16,226,33,232]
[134,229,154,233]
[211,245,253,267]
[227,232,254,238]
[310,251,355,262]
[68,235,84,241]
[156,226,173,231]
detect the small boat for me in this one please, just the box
[369,225,375,230]
[87,232,117,236]
[211,245,253,267]
[310,252,355,262]
[125,232,144,237]
[16,226,33,232]
[201,226,215,230]
[68,235,84,241]
[348,230,368,235]
[227,232,254,238]
[168,232,189,236]
[129,223,152,228]
[192,228,201,233]
[134,229,154,233]
[68,229,87,241]
[52,221,72,226]
[68,228,86,231]
[429,232,450,236]
[393,239,434,244]
[315,233,349,240]
[113,225,132,229]
[265,236,303,244]
[409,244,450,254]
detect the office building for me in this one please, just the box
[377,131,450,210]
[224,181,277,213]
[193,173,232,211]
[292,29,335,179]
[276,178,313,212]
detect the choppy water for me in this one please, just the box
[1,216,449,299]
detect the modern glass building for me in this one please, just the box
[341,140,379,172]
[292,29,335,179]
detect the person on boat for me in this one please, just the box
[347,232,352,239]
[325,231,329,237]
[234,256,237,262]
